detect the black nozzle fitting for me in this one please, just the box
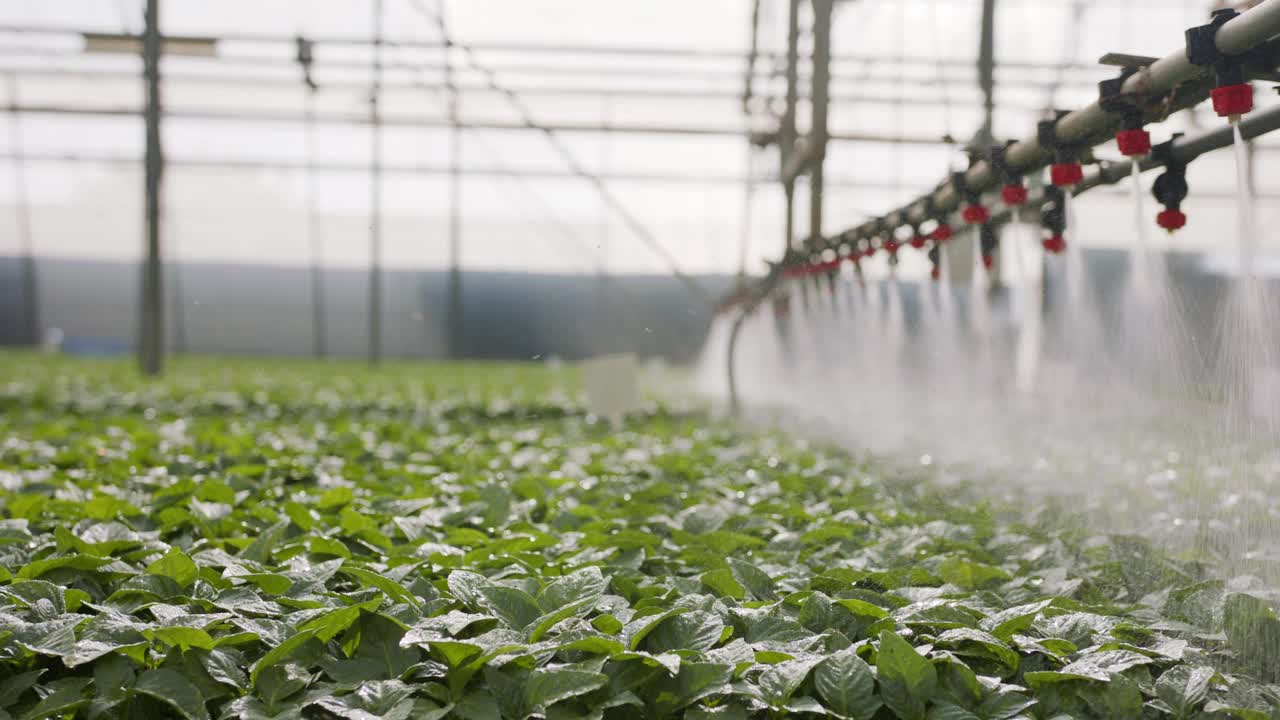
[979,224,998,257]
[1037,112,1075,165]
[1186,8,1245,88]
[1150,136,1188,211]
[1040,186,1067,237]
[1098,67,1144,131]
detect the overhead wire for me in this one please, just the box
[401,0,710,303]
[385,30,603,277]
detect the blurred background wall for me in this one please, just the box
[0,256,733,362]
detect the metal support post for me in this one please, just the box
[781,0,800,252]
[7,74,37,345]
[974,0,997,148]
[139,0,163,375]
[808,0,832,245]
[368,0,383,366]
[443,3,463,360]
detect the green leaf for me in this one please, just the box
[934,628,1019,676]
[16,554,115,580]
[526,669,608,710]
[1055,649,1154,682]
[147,547,198,588]
[132,669,210,720]
[1224,593,1280,670]
[350,613,419,680]
[479,585,543,630]
[17,677,90,720]
[700,569,745,600]
[64,613,148,667]
[815,648,878,720]
[926,702,980,720]
[758,657,821,708]
[297,600,381,642]
[447,571,491,612]
[1155,666,1214,718]
[3,617,80,658]
[536,567,608,613]
[341,565,422,611]
[727,557,777,601]
[148,626,216,651]
[877,630,937,720]
[648,662,734,716]
[249,629,318,686]
[424,640,484,669]
[0,670,44,707]
[1080,669,1143,718]
[527,596,598,643]
[240,520,289,565]
[644,610,724,654]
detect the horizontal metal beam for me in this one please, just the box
[9,103,955,145]
[0,23,1130,74]
[0,48,1114,95]
[5,149,1270,200]
[0,150,922,189]
[0,64,1049,109]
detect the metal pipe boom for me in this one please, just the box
[811,0,1280,248]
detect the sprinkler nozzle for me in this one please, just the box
[909,235,927,250]
[1115,128,1152,158]
[1050,162,1084,188]
[1001,184,1028,206]
[930,267,941,281]
[1186,9,1254,121]
[981,254,995,270]
[1212,84,1253,122]
[962,204,990,225]
[1042,235,1067,254]
[1156,208,1187,232]
[930,223,954,243]
[990,142,1027,206]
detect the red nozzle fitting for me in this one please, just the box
[1042,235,1067,254]
[1001,184,1028,206]
[909,235,927,250]
[1050,162,1084,188]
[1156,208,1187,232]
[1115,128,1152,158]
[863,247,876,259]
[930,223,954,243]
[1210,84,1253,119]
[884,239,900,255]
[930,267,941,281]
[981,254,994,270]
[962,204,990,225]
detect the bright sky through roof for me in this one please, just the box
[0,1,1276,277]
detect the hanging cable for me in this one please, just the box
[403,0,710,304]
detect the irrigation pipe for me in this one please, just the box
[811,0,1280,245]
